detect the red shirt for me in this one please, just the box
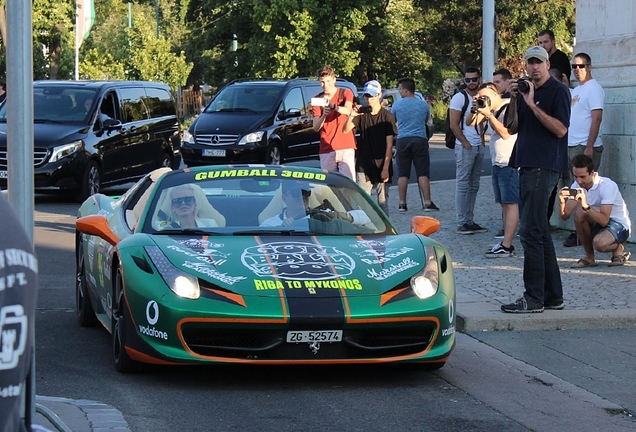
[312,88,356,153]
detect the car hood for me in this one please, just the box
[149,234,431,298]
[192,112,272,136]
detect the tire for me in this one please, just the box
[158,152,172,169]
[112,268,141,373]
[75,234,99,327]
[265,142,282,165]
[77,160,101,202]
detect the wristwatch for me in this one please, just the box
[583,204,591,211]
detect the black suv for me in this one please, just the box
[181,78,357,166]
[0,80,181,201]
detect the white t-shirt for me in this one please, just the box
[260,209,371,227]
[488,101,517,167]
[568,79,604,147]
[450,91,481,146]
[570,173,631,232]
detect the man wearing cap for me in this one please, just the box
[502,45,571,313]
[391,77,438,213]
[343,80,397,215]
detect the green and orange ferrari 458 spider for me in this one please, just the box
[75,165,456,372]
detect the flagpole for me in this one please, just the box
[75,4,79,80]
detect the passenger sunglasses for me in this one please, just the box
[464,77,480,83]
[571,64,590,69]
[172,196,196,207]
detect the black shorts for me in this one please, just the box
[395,136,430,178]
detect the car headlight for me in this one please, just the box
[145,246,200,299]
[238,131,264,145]
[50,140,82,163]
[410,246,439,299]
[182,129,194,145]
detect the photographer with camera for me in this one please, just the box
[468,82,518,258]
[391,77,438,213]
[312,65,356,180]
[343,80,397,215]
[558,154,631,268]
[501,45,572,313]
[450,67,487,234]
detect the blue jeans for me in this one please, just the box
[455,145,484,227]
[518,168,563,306]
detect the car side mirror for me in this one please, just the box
[103,118,122,130]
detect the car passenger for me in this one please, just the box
[166,184,219,228]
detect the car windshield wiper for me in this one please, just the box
[34,118,66,124]
[216,107,257,113]
[154,228,223,236]
[232,229,313,236]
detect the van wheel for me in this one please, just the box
[159,153,172,169]
[77,161,101,202]
[266,143,282,165]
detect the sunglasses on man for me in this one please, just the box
[464,77,480,83]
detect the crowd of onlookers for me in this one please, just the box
[312,28,630,315]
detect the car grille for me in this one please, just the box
[195,134,239,146]
[181,325,435,360]
[0,147,49,169]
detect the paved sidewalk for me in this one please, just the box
[388,174,636,332]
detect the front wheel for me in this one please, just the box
[265,142,282,165]
[158,152,172,169]
[77,160,101,202]
[76,234,98,327]
[112,269,141,373]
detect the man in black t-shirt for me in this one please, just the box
[538,29,571,87]
[0,195,38,432]
[503,46,571,314]
[343,80,397,215]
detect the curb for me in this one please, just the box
[35,396,131,432]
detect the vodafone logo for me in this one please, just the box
[146,300,159,325]
[448,299,454,324]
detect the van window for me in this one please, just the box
[143,88,176,118]
[206,85,283,113]
[281,87,305,116]
[120,87,149,122]
[29,88,97,123]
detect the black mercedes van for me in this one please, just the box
[181,78,357,166]
[0,80,181,201]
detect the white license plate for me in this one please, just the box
[202,149,226,157]
[0,170,6,179]
[286,330,343,343]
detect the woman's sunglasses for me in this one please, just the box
[172,196,196,207]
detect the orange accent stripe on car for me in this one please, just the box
[201,287,247,307]
[126,347,182,365]
[254,236,289,318]
[379,287,409,306]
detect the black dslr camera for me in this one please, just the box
[517,78,531,93]
[476,96,491,109]
[357,106,372,114]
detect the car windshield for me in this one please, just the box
[205,84,284,114]
[144,167,394,236]
[0,87,99,123]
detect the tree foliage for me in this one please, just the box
[0,0,575,97]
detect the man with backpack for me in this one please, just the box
[449,66,488,234]
[312,65,356,180]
